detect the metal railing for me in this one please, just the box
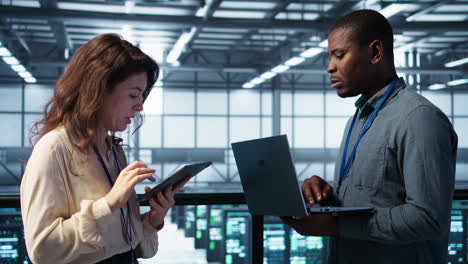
[2,189,468,264]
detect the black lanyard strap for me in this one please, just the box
[92,144,134,245]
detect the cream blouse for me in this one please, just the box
[20,127,159,264]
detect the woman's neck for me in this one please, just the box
[94,126,109,154]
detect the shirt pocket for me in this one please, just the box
[352,143,387,189]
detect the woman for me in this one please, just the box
[20,33,187,264]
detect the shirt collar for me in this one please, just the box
[354,77,406,116]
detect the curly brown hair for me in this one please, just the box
[31,33,159,151]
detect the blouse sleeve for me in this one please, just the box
[21,138,113,264]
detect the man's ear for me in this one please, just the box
[368,40,384,64]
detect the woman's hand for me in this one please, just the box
[145,176,192,229]
[105,161,156,212]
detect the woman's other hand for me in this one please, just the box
[145,176,192,229]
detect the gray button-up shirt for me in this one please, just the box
[331,78,458,264]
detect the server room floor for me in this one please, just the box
[139,216,214,264]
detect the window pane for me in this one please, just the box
[294,92,323,116]
[262,117,272,138]
[456,163,468,182]
[197,117,227,147]
[326,92,356,116]
[229,117,259,144]
[325,163,336,183]
[144,88,163,115]
[24,84,53,112]
[0,87,21,111]
[421,91,452,116]
[294,117,324,148]
[454,118,468,148]
[0,114,22,147]
[197,90,227,115]
[281,117,293,139]
[164,116,194,147]
[24,114,43,147]
[262,90,272,115]
[230,89,259,115]
[164,90,194,114]
[454,94,468,115]
[192,163,226,182]
[281,91,292,116]
[325,118,348,148]
[295,162,324,182]
[140,116,162,148]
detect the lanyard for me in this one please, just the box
[337,78,398,194]
[92,144,133,244]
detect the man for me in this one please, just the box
[282,9,458,264]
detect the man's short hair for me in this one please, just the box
[330,9,394,61]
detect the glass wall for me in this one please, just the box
[0,82,467,191]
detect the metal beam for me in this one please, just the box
[29,59,467,75]
[39,0,73,57]
[3,6,468,33]
[0,6,327,31]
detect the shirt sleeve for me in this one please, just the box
[135,213,160,258]
[338,105,458,244]
[21,140,114,264]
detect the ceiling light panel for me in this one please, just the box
[219,1,276,9]
[192,45,231,50]
[193,39,237,45]
[213,10,266,19]
[58,2,193,16]
[407,14,468,22]
[286,3,333,12]
[426,37,468,42]
[258,29,293,35]
[403,31,428,36]
[131,6,193,16]
[12,25,51,31]
[11,18,49,24]
[444,32,468,36]
[17,32,54,38]
[58,2,124,13]
[198,33,243,39]
[0,0,39,7]
[275,12,319,20]
[251,35,287,41]
[244,41,278,46]
[434,5,468,12]
[202,28,249,33]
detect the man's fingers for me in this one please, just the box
[144,186,151,193]
[310,182,323,203]
[322,184,333,199]
[302,184,316,205]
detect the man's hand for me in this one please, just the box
[281,214,338,237]
[302,175,333,205]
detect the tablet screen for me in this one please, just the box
[138,161,212,202]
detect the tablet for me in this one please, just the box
[138,161,212,202]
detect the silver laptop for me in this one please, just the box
[231,135,373,217]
